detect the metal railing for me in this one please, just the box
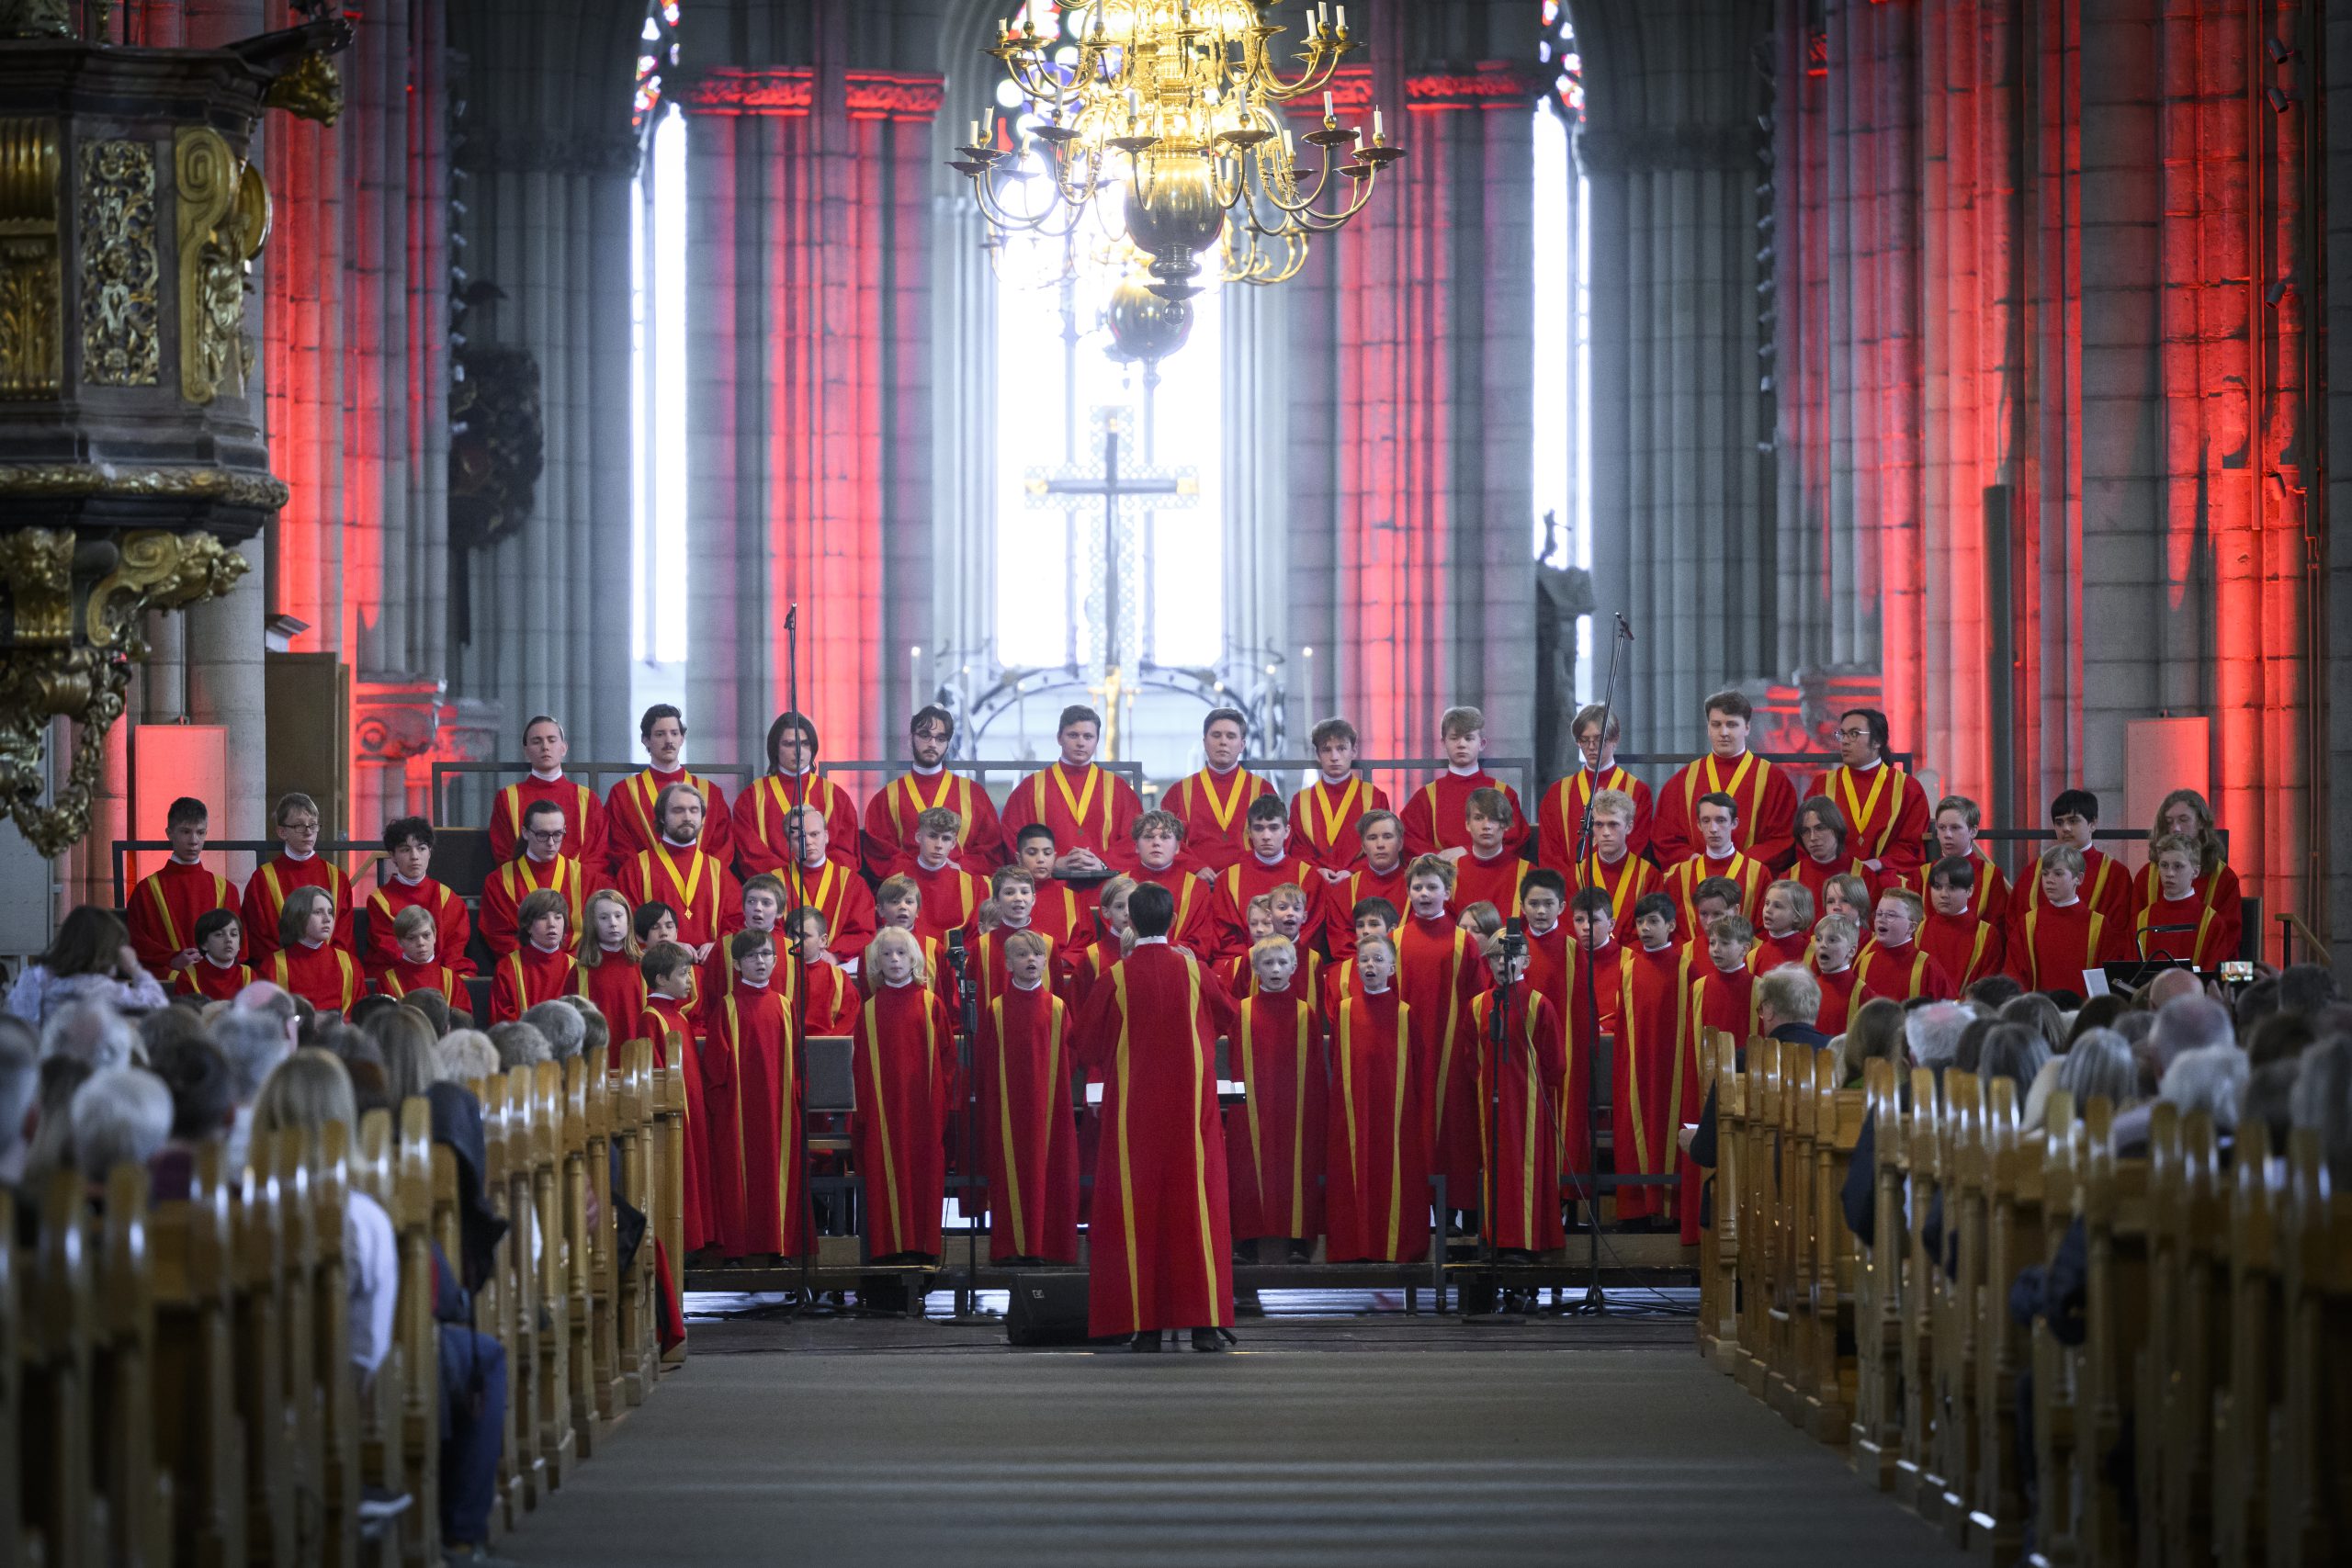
[1236,755,1538,809]
[109,838,390,910]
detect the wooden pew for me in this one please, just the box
[350,1107,413,1568]
[153,1140,246,1567]
[1766,1040,1816,1422]
[562,1055,600,1455]
[269,1127,328,1565]
[2030,1091,2085,1568]
[1806,1045,1864,1444]
[236,1134,298,1565]
[1893,1066,1941,1512]
[653,1054,688,1369]
[1927,1069,1985,1539]
[2077,1096,2151,1568]
[1735,1039,1781,1397]
[393,1098,442,1567]
[1703,1030,1746,1367]
[472,1073,524,1534]
[0,1188,19,1568]
[612,1041,653,1406]
[2212,1119,2278,1568]
[94,1162,170,1567]
[532,1059,576,1483]
[23,1171,96,1567]
[495,1067,548,1513]
[2267,1127,2351,1564]
[1969,1075,2038,1563]
[1849,1055,1903,1484]
[312,1122,362,1568]
[582,1046,619,1425]
[2143,1110,2226,1567]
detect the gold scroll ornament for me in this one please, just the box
[175,126,269,405]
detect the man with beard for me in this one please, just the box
[862,704,1006,877]
[616,784,738,959]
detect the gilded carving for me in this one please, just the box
[263,50,345,126]
[0,527,74,644]
[0,0,71,39]
[0,461,290,510]
[0,118,61,399]
[79,138,159,387]
[87,529,248,647]
[175,126,266,404]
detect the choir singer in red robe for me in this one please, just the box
[1073,882,1238,1351]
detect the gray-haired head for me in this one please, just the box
[40,998,140,1073]
[521,1001,585,1061]
[2150,995,2236,1069]
[1903,1001,1973,1071]
[2158,1043,2250,1130]
[69,1066,174,1182]
[2053,1028,2138,1114]
[212,1006,295,1101]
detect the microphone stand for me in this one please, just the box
[945,929,996,1323]
[1467,919,1525,1323]
[1565,613,1633,1317]
[780,604,820,1320]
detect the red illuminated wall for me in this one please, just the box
[1774,0,2316,928]
[681,68,940,770]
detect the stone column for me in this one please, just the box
[1575,0,1777,754]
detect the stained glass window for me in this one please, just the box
[1535,1,1592,699]
[629,0,687,715]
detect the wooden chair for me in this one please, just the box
[2077,1097,2152,1568]
[236,1138,298,1565]
[2145,1111,2226,1568]
[1893,1066,1941,1512]
[581,1046,620,1425]
[1736,1040,1781,1397]
[2267,1127,2351,1564]
[561,1055,599,1456]
[653,1055,688,1369]
[350,1108,412,1568]
[531,1059,576,1483]
[1704,1031,1747,1369]
[393,1098,442,1567]
[1971,1075,2038,1563]
[24,1171,97,1567]
[2212,1119,2278,1568]
[94,1162,171,1567]
[1766,1040,1815,1422]
[153,1139,246,1567]
[2030,1092,2086,1568]
[1849,1055,1903,1484]
[1807,1045,1865,1444]
[313,1122,361,1568]
[496,1066,548,1512]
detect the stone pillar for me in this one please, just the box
[1576,0,1777,754]
[445,0,643,773]
[678,62,943,771]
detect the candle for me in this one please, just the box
[1373,107,1383,138]
[1323,89,1334,120]
[970,119,980,144]
[1337,5,1347,30]
[983,106,996,135]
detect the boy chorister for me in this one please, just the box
[1921,855,2005,988]
[1806,914,1862,1034]
[1396,855,1491,1228]
[977,930,1080,1264]
[575,888,648,1042]
[176,908,254,1001]
[1225,936,1326,1260]
[636,942,712,1254]
[380,904,465,1006]
[492,887,580,1023]
[787,907,863,1034]
[1323,935,1429,1264]
[854,928,956,1263]
[1467,934,1566,1258]
[706,927,809,1260]
[1748,881,1814,973]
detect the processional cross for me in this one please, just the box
[1025,407,1196,758]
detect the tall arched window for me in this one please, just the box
[629,2,686,718]
[1535,0,1592,703]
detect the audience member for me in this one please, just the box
[2030,1029,2137,1128]
[2241,1060,2299,1150]
[560,994,609,1055]
[2246,1010,2317,1068]
[0,1019,38,1186]
[2276,963,2338,1018]
[69,1066,174,1185]
[251,1049,398,1380]
[1903,1001,1973,1080]
[146,1037,235,1198]
[1952,1016,1999,1075]
[2233,976,2280,1032]
[214,1006,296,1172]
[2143,966,2202,1011]
[40,998,141,1072]
[437,1030,501,1084]
[138,1001,212,1058]
[1976,1023,2051,1095]
[367,1007,443,1104]
[2064,993,2128,1045]
[2290,1036,2352,1182]
[401,988,456,1038]
[521,1000,584,1062]
[6,907,169,1026]
[345,994,401,1030]
[1962,974,2023,1012]
[1998,993,2068,1057]
[489,1021,551,1071]
[2152,1043,2249,1135]
[19,1056,92,1191]
[1838,998,1907,1089]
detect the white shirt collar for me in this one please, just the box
[391,869,428,887]
[203,953,240,970]
[299,936,328,952]
[171,851,204,866]
[1251,850,1287,868]
[1011,976,1045,992]
[1206,760,1241,777]
[1318,768,1352,786]
[1526,919,1558,938]
[910,761,945,777]
[1641,938,1671,953]
[2047,894,2082,908]
[1820,959,1852,976]
[648,761,683,778]
[1446,762,1481,779]
[1852,755,1883,772]
[598,937,626,952]
[281,847,316,863]
[737,976,770,990]
[528,935,562,954]
[662,833,697,850]
[526,849,560,866]
[530,766,563,784]
[1135,934,1170,948]
[1363,979,1392,995]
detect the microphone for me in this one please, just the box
[785,604,798,630]
[1503,915,1525,960]
[1614,612,1635,643]
[946,927,967,966]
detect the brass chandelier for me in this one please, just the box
[952,1,1405,303]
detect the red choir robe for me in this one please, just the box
[1662,849,1770,932]
[1748,928,1810,974]
[1574,850,1664,930]
[1163,765,1277,874]
[1216,947,1324,1009]
[977,983,1080,1262]
[902,858,987,944]
[1324,862,1411,961]
[801,961,864,1035]
[1449,848,1526,923]
[2132,863,2244,967]
[1225,987,1326,1244]
[1025,882,1091,964]
[130,857,240,971]
[1319,954,1371,1021]
[576,951,649,1042]
[1535,765,1657,869]
[242,852,355,961]
[733,771,862,878]
[706,976,812,1258]
[1809,761,1931,878]
[616,841,738,951]
[2016,846,2135,928]
[1810,962,1860,1034]
[1681,961,1755,1243]
[860,767,1006,879]
[1921,910,2005,990]
[1209,852,1328,958]
[1690,961,1758,1039]
[1791,852,1880,919]
[1323,988,1429,1264]
[174,956,254,1002]
[696,924,779,1027]
[2136,891,2236,969]
[756,856,878,966]
[363,876,475,981]
[491,942,579,1023]
[487,773,608,869]
[1545,938,1622,1179]
[1468,986,1566,1253]
[1400,770,1530,859]
[1651,752,1800,870]
[1396,912,1490,1207]
[381,958,465,1007]
[967,926,1075,1010]
[479,853,592,959]
[605,765,735,879]
[1125,862,1219,956]
[1853,939,1955,1005]
[2006,897,2130,992]
[1612,942,1694,1221]
[852,981,955,1258]
[1074,942,1239,1336]
[1001,760,1145,873]
[637,994,713,1252]
[1288,774,1393,871]
[268,939,363,1014]
[1940,844,2014,924]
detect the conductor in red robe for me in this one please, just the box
[1073,881,1238,1350]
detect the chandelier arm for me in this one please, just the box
[1250,39,1345,100]
[972,168,1073,234]
[1272,175,1379,232]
